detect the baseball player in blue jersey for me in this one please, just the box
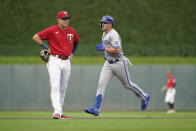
[85,16,150,116]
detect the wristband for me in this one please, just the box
[40,42,49,49]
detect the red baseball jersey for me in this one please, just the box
[38,25,79,56]
[167,76,176,89]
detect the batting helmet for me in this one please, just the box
[99,16,114,27]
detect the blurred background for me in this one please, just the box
[0,0,196,111]
[0,0,195,56]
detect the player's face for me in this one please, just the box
[167,73,172,78]
[57,18,69,29]
[101,23,112,31]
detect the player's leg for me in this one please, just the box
[112,60,148,100]
[111,60,150,110]
[169,88,176,105]
[168,88,176,113]
[165,90,170,104]
[167,102,175,114]
[165,89,172,113]
[96,62,113,97]
[94,62,113,111]
[59,60,71,114]
[47,56,62,118]
[85,61,113,116]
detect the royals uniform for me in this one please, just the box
[97,28,148,101]
[165,76,176,104]
[85,16,150,116]
[38,25,79,116]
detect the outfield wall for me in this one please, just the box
[0,65,196,111]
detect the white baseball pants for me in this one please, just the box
[165,88,176,104]
[47,55,71,115]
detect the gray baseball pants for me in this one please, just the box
[96,57,148,101]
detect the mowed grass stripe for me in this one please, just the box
[0,111,196,118]
[0,111,195,131]
[0,56,196,65]
[1,116,196,120]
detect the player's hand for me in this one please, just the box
[47,48,51,54]
[161,86,167,92]
[69,53,73,61]
[96,43,105,51]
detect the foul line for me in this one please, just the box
[0,116,196,120]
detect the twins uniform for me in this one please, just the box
[37,16,79,116]
[165,76,176,104]
[85,16,150,116]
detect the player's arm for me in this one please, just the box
[32,34,43,46]
[96,39,120,54]
[96,44,120,54]
[32,27,52,50]
[106,35,121,54]
[72,42,79,55]
[105,47,120,54]
[161,86,167,92]
[32,34,49,51]
[70,31,79,61]
[72,31,79,55]
[70,42,79,61]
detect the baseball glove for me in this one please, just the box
[40,49,50,63]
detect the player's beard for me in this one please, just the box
[62,24,68,28]
[102,26,111,33]
[59,23,68,30]
[102,26,107,31]
[58,19,69,30]
[102,24,111,32]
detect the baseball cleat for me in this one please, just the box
[166,109,176,114]
[84,107,99,116]
[53,113,60,119]
[92,108,99,116]
[141,94,150,111]
[61,114,70,119]
[84,107,94,114]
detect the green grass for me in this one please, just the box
[0,111,196,131]
[0,56,196,65]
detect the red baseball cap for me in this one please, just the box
[167,70,172,75]
[57,11,71,19]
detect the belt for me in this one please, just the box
[108,59,120,64]
[52,55,69,60]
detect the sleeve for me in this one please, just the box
[173,78,176,87]
[72,29,79,54]
[37,27,52,40]
[73,30,79,43]
[72,42,78,54]
[110,33,121,48]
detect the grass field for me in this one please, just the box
[0,56,196,65]
[0,111,196,131]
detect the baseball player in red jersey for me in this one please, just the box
[162,71,176,113]
[32,11,79,119]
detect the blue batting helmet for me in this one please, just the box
[99,16,114,27]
